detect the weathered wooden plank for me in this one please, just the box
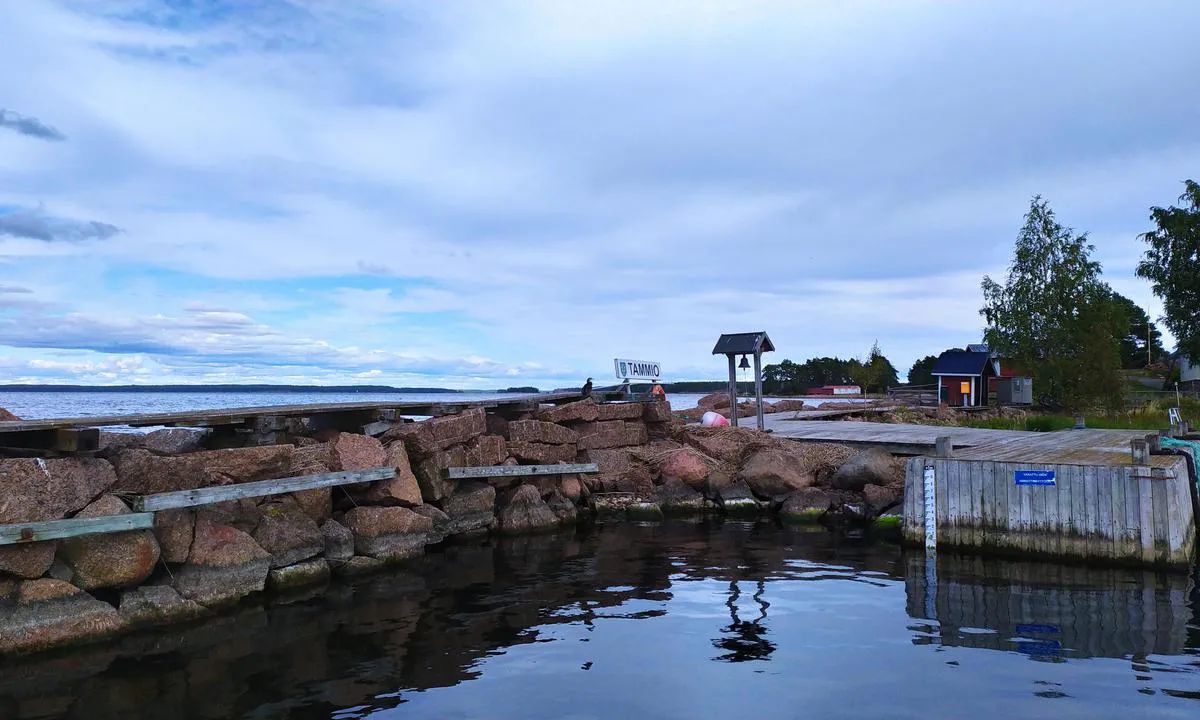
[1018,465,1033,555]
[1152,468,1170,565]
[0,392,584,433]
[940,460,950,544]
[445,464,599,479]
[1123,468,1142,564]
[1040,467,1060,558]
[997,462,1012,552]
[361,420,393,437]
[1106,466,1124,561]
[1083,465,1099,562]
[1029,465,1046,553]
[1138,471,1156,566]
[1075,465,1090,560]
[945,460,960,548]
[1056,460,1073,559]
[981,460,998,551]
[1096,464,1113,559]
[0,513,155,546]
[0,428,100,453]
[969,460,983,550]
[131,467,396,512]
[1164,460,1193,560]
[904,457,922,543]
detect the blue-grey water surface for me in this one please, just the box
[0,391,841,420]
[1,521,1196,720]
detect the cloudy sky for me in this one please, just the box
[1,1,1198,388]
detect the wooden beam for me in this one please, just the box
[0,428,100,453]
[445,463,599,479]
[361,420,393,437]
[130,467,396,512]
[0,391,584,434]
[0,513,155,546]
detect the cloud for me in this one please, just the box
[0,0,1195,386]
[0,208,122,243]
[0,108,66,141]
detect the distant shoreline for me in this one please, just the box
[0,384,478,394]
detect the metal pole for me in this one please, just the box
[727,354,738,428]
[1147,319,1152,366]
[753,350,764,431]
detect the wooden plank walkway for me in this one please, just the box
[0,391,583,433]
[954,428,1178,469]
[761,417,1030,455]
[764,415,1161,466]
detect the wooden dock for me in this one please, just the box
[900,428,1198,569]
[0,391,584,453]
[760,416,1030,454]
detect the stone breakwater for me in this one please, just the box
[0,398,903,655]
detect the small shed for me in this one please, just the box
[930,349,997,407]
[712,332,775,430]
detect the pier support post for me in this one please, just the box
[727,355,738,428]
[935,436,954,458]
[1130,438,1150,466]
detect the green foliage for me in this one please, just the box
[980,196,1125,411]
[906,354,941,386]
[851,341,900,393]
[762,345,899,395]
[1107,291,1166,369]
[963,398,1200,432]
[1137,179,1200,360]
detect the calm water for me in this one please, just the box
[0,391,842,420]
[2,521,1196,720]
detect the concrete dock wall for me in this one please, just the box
[902,456,1197,567]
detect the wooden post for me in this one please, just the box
[935,436,954,458]
[1131,438,1150,466]
[727,354,739,428]
[753,350,765,431]
[1147,433,1162,453]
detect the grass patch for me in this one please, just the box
[964,398,1200,432]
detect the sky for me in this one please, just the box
[1,1,1198,389]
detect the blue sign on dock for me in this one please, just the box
[1015,470,1056,486]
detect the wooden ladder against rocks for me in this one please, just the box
[444,464,598,480]
[0,467,397,545]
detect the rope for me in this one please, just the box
[1160,437,1200,495]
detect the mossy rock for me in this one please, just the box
[871,514,903,541]
[720,498,763,519]
[625,502,665,521]
[780,508,826,525]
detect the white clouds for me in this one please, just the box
[0,0,1197,386]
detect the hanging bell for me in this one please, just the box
[738,355,751,370]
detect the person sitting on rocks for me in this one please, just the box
[581,378,593,398]
[651,382,666,399]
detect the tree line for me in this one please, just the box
[973,181,1199,410]
[762,342,900,395]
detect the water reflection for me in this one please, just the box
[712,579,775,662]
[904,553,1196,661]
[0,521,1195,719]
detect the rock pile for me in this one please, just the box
[0,395,905,655]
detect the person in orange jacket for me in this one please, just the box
[651,381,666,399]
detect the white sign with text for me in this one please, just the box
[614,358,662,381]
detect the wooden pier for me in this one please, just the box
[0,391,584,453]
[901,429,1199,568]
[759,416,1030,454]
